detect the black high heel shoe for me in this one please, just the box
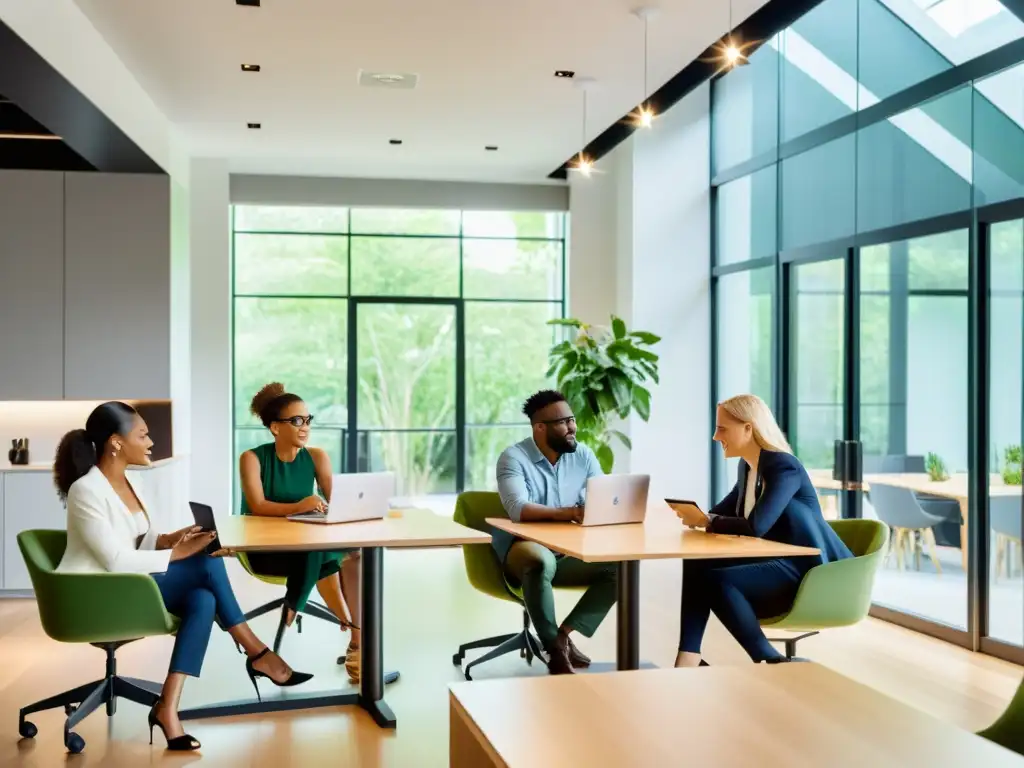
[148,700,201,751]
[245,648,314,702]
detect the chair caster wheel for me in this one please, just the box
[19,720,37,739]
[452,653,462,666]
[65,732,85,754]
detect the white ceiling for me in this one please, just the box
[72,0,768,183]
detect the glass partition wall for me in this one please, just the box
[710,0,1024,662]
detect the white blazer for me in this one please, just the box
[56,466,172,575]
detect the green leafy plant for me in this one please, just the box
[1003,444,1022,486]
[546,315,661,473]
[925,452,950,482]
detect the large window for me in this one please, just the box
[711,0,1024,660]
[232,206,566,505]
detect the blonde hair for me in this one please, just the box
[718,394,793,454]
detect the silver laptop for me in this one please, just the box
[580,474,650,526]
[287,471,395,524]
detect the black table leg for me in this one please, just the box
[358,546,397,728]
[180,545,399,727]
[616,560,640,671]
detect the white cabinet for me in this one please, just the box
[63,173,171,400]
[0,171,65,399]
[3,472,68,591]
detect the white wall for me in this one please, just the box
[568,83,712,506]
[189,159,232,513]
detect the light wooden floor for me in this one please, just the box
[1,549,1021,766]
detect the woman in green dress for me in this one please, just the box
[239,382,363,683]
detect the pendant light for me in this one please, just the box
[569,77,597,177]
[720,0,750,69]
[630,7,659,128]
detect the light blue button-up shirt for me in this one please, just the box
[492,437,603,562]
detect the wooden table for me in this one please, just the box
[449,665,1020,767]
[487,507,818,671]
[808,469,1021,571]
[179,508,490,729]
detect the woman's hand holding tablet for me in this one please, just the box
[665,499,710,529]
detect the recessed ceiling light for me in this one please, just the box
[247,122,261,129]
[554,70,575,78]
[236,0,260,6]
[241,64,261,72]
[389,139,402,145]
[485,145,498,151]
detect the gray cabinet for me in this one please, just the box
[2,471,68,591]
[64,173,171,400]
[0,171,65,399]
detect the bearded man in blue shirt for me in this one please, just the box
[494,390,618,675]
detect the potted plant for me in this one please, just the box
[1003,444,1022,486]
[925,452,950,482]
[546,315,660,473]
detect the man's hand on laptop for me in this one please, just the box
[560,505,584,524]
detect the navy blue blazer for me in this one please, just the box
[708,450,853,572]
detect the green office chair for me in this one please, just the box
[16,530,178,755]
[452,492,546,680]
[978,677,1024,755]
[761,519,889,658]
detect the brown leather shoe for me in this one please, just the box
[545,635,576,675]
[566,636,591,668]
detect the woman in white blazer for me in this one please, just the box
[54,401,312,752]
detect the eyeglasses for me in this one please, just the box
[540,416,576,428]
[274,415,314,427]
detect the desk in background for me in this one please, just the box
[487,505,818,671]
[808,469,1020,571]
[179,508,489,729]
[449,665,1020,768]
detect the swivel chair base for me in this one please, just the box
[18,640,163,754]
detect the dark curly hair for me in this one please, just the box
[250,382,304,428]
[53,401,138,501]
[522,390,567,422]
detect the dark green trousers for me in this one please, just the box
[504,540,618,647]
[246,550,347,612]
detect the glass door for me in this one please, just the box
[988,219,1024,650]
[787,256,847,520]
[859,230,970,633]
[348,299,460,502]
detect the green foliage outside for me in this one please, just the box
[547,316,660,473]
[925,452,950,482]
[232,206,565,499]
[1002,445,1022,486]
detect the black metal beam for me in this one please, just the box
[0,20,161,173]
[548,0,828,179]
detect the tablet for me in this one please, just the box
[188,501,223,554]
[665,498,703,511]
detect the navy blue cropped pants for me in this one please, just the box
[150,554,245,678]
[678,558,802,662]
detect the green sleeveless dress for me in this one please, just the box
[241,443,346,612]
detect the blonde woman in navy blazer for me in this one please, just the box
[674,394,853,667]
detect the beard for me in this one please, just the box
[549,433,578,455]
